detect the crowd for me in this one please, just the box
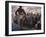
[12,12,41,30]
[12,6,41,31]
[20,12,41,30]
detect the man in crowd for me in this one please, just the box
[15,6,26,29]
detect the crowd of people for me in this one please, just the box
[12,6,41,31]
[21,12,41,30]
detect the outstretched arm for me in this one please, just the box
[15,9,18,15]
[15,10,17,15]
